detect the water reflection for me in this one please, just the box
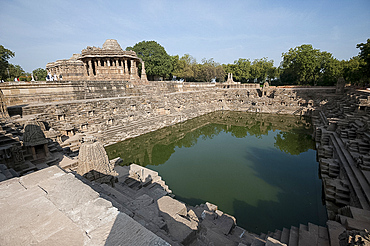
[106,111,313,165]
[106,111,327,234]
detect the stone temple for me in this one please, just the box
[46,39,147,82]
[0,42,370,245]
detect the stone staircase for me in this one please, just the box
[251,223,329,246]
[329,132,370,210]
[94,114,182,145]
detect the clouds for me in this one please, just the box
[0,0,369,72]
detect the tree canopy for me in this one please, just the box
[171,54,196,81]
[131,41,173,80]
[223,58,276,83]
[356,39,370,84]
[279,44,341,86]
[32,68,47,81]
[0,45,15,81]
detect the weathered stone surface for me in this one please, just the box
[0,166,168,245]
[77,136,117,178]
[23,123,48,146]
[157,195,187,217]
[46,39,145,82]
[129,194,154,210]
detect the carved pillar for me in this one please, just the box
[88,59,93,78]
[44,144,50,158]
[107,59,111,67]
[83,62,88,77]
[141,61,148,82]
[124,60,129,75]
[31,146,37,160]
[130,60,135,80]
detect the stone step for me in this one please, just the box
[280,228,290,245]
[272,229,282,241]
[299,224,308,232]
[327,220,346,246]
[288,226,299,246]
[330,133,370,209]
[318,226,330,246]
[251,237,266,246]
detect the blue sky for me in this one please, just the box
[0,0,369,72]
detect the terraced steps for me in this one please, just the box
[255,223,329,246]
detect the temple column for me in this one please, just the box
[124,60,129,75]
[83,63,88,77]
[141,61,148,82]
[107,59,111,67]
[94,58,100,75]
[31,146,37,160]
[88,59,93,78]
[44,144,50,158]
[130,60,135,80]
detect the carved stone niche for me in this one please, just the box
[23,123,49,160]
[77,136,117,184]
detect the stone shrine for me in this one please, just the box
[46,39,147,82]
[77,136,117,183]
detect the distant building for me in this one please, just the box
[46,39,147,82]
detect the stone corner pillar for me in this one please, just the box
[141,62,148,82]
[130,60,135,81]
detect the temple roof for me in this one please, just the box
[102,39,122,51]
[80,39,140,60]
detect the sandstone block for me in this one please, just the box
[157,195,187,217]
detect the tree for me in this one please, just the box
[195,58,225,82]
[172,54,195,81]
[316,51,341,86]
[0,45,15,81]
[250,58,275,83]
[280,44,340,86]
[340,56,363,85]
[7,64,26,81]
[280,44,321,85]
[131,41,173,81]
[274,129,314,155]
[32,68,47,81]
[223,58,251,83]
[356,39,370,84]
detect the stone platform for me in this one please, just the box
[0,165,168,246]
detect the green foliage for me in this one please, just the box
[0,45,15,80]
[223,58,276,83]
[250,58,275,83]
[280,44,340,86]
[356,39,370,84]
[340,56,363,85]
[223,58,251,83]
[194,58,225,82]
[274,129,314,155]
[32,68,47,81]
[7,64,26,81]
[172,54,195,81]
[132,41,173,80]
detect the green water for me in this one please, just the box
[106,111,327,234]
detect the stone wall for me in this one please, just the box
[2,84,334,146]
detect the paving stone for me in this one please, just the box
[19,165,65,188]
[157,195,187,217]
[89,212,169,246]
[0,166,169,246]
[129,193,154,210]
